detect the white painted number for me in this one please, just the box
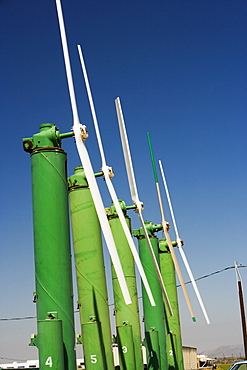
[45,356,53,367]
[90,355,97,364]
[169,350,173,356]
[122,346,128,353]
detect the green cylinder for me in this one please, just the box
[68,167,114,370]
[145,330,160,369]
[134,227,168,370]
[26,124,76,370]
[82,322,108,368]
[38,316,65,370]
[159,240,184,370]
[116,325,136,369]
[107,205,143,370]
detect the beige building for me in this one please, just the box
[183,346,198,370]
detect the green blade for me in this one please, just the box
[147,132,159,183]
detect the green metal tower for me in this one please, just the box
[106,201,143,369]
[23,123,76,370]
[159,239,184,370]
[68,167,115,369]
[134,222,168,370]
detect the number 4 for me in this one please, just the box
[45,356,53,367]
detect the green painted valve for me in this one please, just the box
[23,123,73,152]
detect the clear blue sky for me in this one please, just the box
[1,0,247,362]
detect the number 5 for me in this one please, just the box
[91,354,97,363]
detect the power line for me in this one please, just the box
[177,264,247,287]
[0,265,246,321]
[0,316,36,321]
[0,311,80,322]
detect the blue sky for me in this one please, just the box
[1,0,247,362]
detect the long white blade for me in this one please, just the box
[153,167,196,321]
[115,97,139,205]
[137,205,173,315]
[159,160,210,324]
[77,45,155,307]
[147,133,196,321]
[77,45,107,167]
[115,97,173,316]
[55,0,131,305]
[105,175,156,307]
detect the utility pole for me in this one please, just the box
[235,262,247,359]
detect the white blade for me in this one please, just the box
[77,45,107,167]
[105,174,156,307]
[55,0,131,305]
[77,45,155,307]
[137,206,173,315]
[115,97,173,316]
[159,160,210,324]
[153,168,196,321]
[115,97,139,205]
[147,133,196,321]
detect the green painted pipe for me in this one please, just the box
[116,325,136,369]
[23,123,76,370]
[106,202,143,370]
[38,314,65,370]
[159,239,184,370]
[68,167,114,370]
[134,223,168,370]
[144,330,160,369]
